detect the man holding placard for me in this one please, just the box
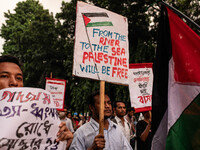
[69,91,132,150]
[0,55,73,149]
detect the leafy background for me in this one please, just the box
[1,0,199,113]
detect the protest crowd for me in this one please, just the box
[1,1,199,150]
[0,55,153,150]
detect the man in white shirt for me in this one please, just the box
[58,106,74,133]
[69,91,132,150]
[112,101,131,142]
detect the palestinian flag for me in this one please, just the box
[151,4,200,150]
[82,12,113,27]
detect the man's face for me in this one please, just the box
[91,94,112,119]
[67,113,72,118]
[128,110,134,117]
[115,102,126,118]
[0,62,23,90]
[63,108,68,116]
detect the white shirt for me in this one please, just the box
[115,116,131,142]
[69,118,132,150]
[61,118,74,133]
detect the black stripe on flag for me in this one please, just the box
[82,12,108,17]
[152,5,172,136]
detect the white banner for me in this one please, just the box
[129,63,153,112]
[45,78,66,110]
[73,1,129,85]
[0,87,66,150]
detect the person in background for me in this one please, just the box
[112,101,131,142]
[136,111,152,150]
[67,111,76,131]
[77,115,86,128]
[58,106,74,149]
[72,114,79,131]
[67,112,72,119]
[0,55,73,149]
[58,106,74,133]
[125,107,136,134]
[69,91,132,150]
[125,107,136,149]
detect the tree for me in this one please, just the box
[1,0,66,87]
[55,0,199,112]
[1,0,199,112]
[167,0,200,34]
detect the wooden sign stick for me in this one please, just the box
[99,80,105,135]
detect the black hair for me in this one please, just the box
[67,111,71,116]
[87,90,100,106]
[87,90,110,106]
[127,107,135,112]
[113,100,126,108]
[0,55,22,69]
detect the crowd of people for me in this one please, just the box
[58,95,152,150]
[0,55,152,150]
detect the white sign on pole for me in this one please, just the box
[73,1,129,85]
[45,78,66,110]
[129,63,153,112]
[0,87,66,150]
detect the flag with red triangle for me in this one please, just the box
[151,4,200,150]
[82,13,113,27]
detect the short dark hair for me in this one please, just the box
[127,107,135,112]
[0,55,22,69]
[87,90,100,106]
[113,101,126,108]
[67,111,71,116]
[87,90,110,106]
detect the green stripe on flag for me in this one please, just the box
[87,22,113,27]
[166,94,200,150]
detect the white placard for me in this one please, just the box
[45,78,66,110]
[0,87,66,150]
[73,1,129,85]
[129,63,153,112]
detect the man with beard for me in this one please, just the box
[69,91,132,150]
[136,111,152,150]
[112,101,131,142]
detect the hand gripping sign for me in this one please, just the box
[0,87,66,150]
[129,63,153,112]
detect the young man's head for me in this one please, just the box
[0,55,23,90]
[88,91,112,120]
[113,101,126,118]
[127,107,135,118]
[142,111,151,120]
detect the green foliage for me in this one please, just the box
[166,0,200,34]
[1,0,62,87]
[0,0,199,112]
